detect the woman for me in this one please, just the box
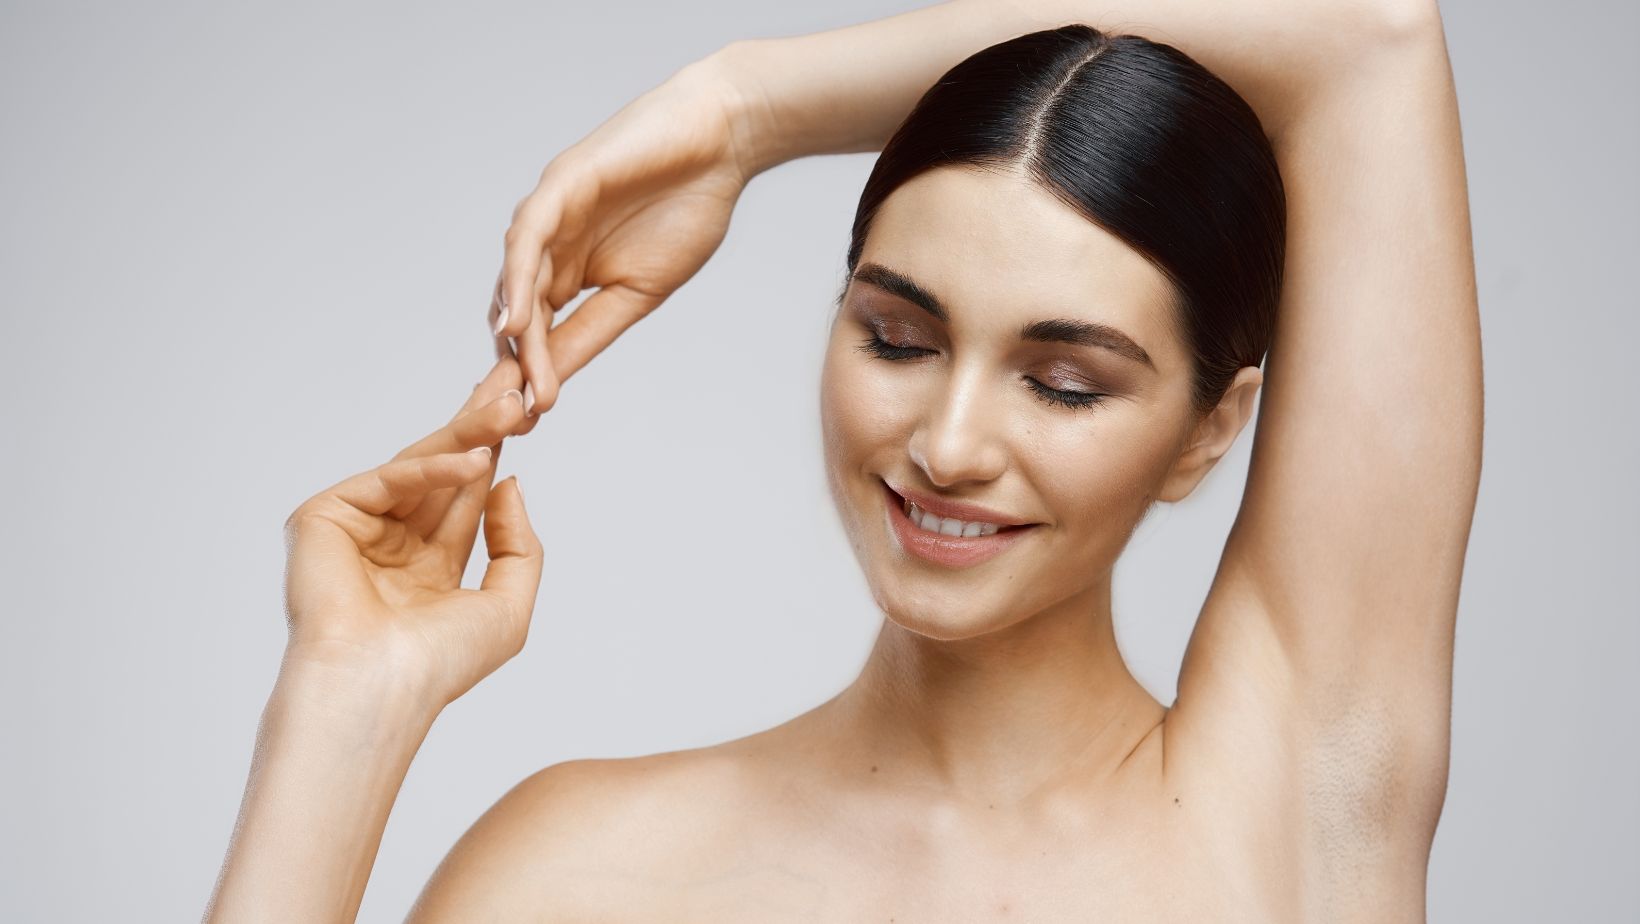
[206,0,1480,920]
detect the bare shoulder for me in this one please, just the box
[406,740,764,921]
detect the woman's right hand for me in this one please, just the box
[491,51,762,416]
[280,356,543,712]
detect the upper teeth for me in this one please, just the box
[903,499,1003,537]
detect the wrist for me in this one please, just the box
[277,640,446,735]
[689,39,813,179]
[208,646,438,921]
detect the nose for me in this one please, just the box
[907,359,1009,488]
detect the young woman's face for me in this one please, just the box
[821,165,1200,640]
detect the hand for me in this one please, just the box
[280,356,544,711]
[490,53,758,415]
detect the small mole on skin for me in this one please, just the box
[1174,797,1182,807]
[870,765,878,773]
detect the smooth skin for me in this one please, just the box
[206,0,1480,920]
[204,358,544,921]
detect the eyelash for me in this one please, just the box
[854,334,1107,411]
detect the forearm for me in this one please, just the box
[715,0,1436,174]
[204,652,441,922]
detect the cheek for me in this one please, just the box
[820,343,913,470]
[1028,416,1174,541]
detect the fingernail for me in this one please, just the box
[468,445,492,458]
[492,300,510,336]
[523,381,537,416]
[501,387,524,409]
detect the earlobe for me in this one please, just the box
[1156,367,1264,504]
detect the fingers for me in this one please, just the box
[406,387,527,461]
[496,190,565,340]
[544,282,667,385]
[328,447,495,518]
[478,476,544,622]
[488,272,513,353]
[388,387,525,521]
[419,428,504,558]
[516,310,560,416]
[493,319,518,364]
[447,353,524,427]
[388,355,519,471]
[496,177,578,420]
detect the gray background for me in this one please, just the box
[1,1,1633,920]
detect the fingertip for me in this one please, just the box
[493,388,526,422]
[509,476,543,550]
[486,474,539,553]
[501,471,530,512]
[512,410,541,436]
[531,347,561,414]
[499,281,534,338]
[466,445,494,473]
[534,375,560,415]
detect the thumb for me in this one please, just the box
[479,476,544,621]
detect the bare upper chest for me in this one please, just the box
[547,772,1295,923]
[636,822,1271,922]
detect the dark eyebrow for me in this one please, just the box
[1019,317,1154,370]
[851,262,948,322]
[849,261,1155,371]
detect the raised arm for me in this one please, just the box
[1175,0,1479,857]
[493,0,1406,407]
[719,0,1428,165]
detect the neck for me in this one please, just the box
[831,576,1164,806]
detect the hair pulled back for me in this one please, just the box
[844,24,1286,416]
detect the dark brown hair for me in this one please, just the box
[843,24,1286,416]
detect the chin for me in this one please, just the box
[885,608,1014,643]
[861,567,1028,642]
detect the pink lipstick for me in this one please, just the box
[880,479,1038,569]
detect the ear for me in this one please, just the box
[1157,366,1263,503]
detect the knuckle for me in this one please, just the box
[282,502,321,545]
[508,614,531,657]
[510,193,534,223]
[285,498,316,527]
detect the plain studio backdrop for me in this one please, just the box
[1,1,1634,920]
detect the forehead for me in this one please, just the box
[857,165,1182,367]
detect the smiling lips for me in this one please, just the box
[880,480,1038,568]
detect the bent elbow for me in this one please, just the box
[1365,0,1444,45]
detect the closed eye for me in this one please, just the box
[855,334,1108,412]
[855,333,934,362]
[1023,378,1106,410]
